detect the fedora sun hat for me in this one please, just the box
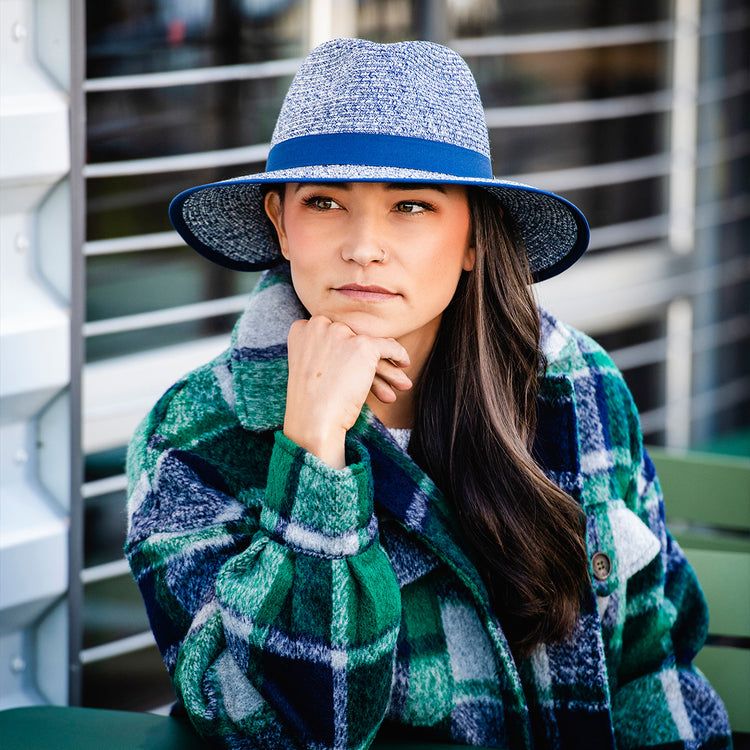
[169,38,589,282]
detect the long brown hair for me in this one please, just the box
[409,187,589,655]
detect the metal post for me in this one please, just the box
[668,0,700,257]
[67,0,87,706]
[414,0,448,45]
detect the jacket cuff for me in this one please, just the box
[261,431,377,558]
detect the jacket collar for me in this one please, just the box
[230,265,300,432]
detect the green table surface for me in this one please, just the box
[0,706,491,750]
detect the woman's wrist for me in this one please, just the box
[282,418,347,469]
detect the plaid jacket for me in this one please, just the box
[125,266,731,750]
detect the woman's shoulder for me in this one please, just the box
[126,347,239,476]
[156,347,235,423]
[539,307,620,380]
[537,310,647,508]
[538,307,640,434]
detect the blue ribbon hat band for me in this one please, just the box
[265,133,494,179]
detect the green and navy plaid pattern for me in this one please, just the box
[125,267,731,749]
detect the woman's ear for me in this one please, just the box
[264,189,289,259]
[463,245,476,272]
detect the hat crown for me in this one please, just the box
[271,38,491,159]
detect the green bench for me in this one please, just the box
[0,706,484,750]
[649,446,750,739]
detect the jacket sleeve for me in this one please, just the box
[124,365,401,750]
[585,349,733,749]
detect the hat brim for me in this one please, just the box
[169,165,589,283]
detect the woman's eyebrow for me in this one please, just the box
[293,182,351,192]
[385,183,447,193]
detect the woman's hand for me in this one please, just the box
[283,315,411,468]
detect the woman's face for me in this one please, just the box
[264,181,475,356]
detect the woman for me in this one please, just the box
[125,39,731,749]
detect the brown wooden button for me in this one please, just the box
[591,552,612,581]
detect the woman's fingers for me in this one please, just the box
[378,344,411,371]
[369,374,397,404]
[371,357,412,403]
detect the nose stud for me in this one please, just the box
[347,247,386,266]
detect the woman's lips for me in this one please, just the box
[334,284,400,301]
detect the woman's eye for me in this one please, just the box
[396,201,429,213]
[303,196,340,210]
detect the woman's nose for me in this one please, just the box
[341,215,387,266]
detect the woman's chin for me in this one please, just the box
[325,311,398,340]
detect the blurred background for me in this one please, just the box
[1,0,748,718]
